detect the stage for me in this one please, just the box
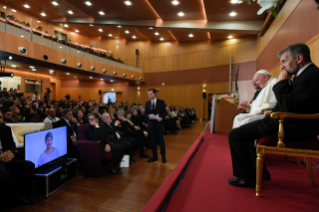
[144,131,319,212]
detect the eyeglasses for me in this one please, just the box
[88,118,95,121]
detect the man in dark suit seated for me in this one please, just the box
[228,43,319,187]
[116,110,150,159]
[145,88,167,163]
[54,109,78,159]
[0,111,36,210]
[86,113,125,175]
[101,112,137,165]
[1,87,9,99]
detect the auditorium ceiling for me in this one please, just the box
[0,0,269,42]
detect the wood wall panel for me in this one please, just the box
[256,0,319,71]
[256,0,301,58]
[143,61,256,86]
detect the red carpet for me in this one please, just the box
[145,131,319,212]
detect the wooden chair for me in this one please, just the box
[255,112,319,197]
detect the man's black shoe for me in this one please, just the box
[147,156,158,163]
[228,178,255,188]
[108,167,122,175]
[162,156,167,163]
[19,197,37,205]
[140,153,150,158]
[172,131,179,135]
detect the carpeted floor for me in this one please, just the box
[165,132,319,212]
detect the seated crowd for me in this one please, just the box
[0,11,124,64]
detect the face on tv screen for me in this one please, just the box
[25,126,67,168]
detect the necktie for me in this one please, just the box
[151,101,154,110]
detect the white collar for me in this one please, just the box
[295,63,312,78]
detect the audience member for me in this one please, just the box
[3,109,13,123]
[43,108,60,124]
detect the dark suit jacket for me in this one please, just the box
[259,63,319,140]
[54,118,78,141]
[144,98,167,129]
[102,122,123,142]
[85,124,110,153]
[0,125,16,154]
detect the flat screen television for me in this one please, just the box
[24,126,67,169]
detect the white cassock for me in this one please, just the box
[233,77,278,129]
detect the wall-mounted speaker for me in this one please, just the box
[61,58,67,65]
[91,66,95,71]
[77,63,82,68]
[123,73,126,77]
[102,69,107,73]
[113,71,117,76]
[99,90,102,95]
[18,47,27,55]
[132,75,135,79]
[43,55,48,60]
[135,49,139,55]
[139,77,143,80]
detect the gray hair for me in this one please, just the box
[101,112,110,118]
[62,108,72,116]
[131,105,137,113]
[117,110,125,115]
[277,43,311,62]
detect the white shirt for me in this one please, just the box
[32,94,40,101]
[108,123,121,140]
[43,116,60,124]
[295,62,312,78]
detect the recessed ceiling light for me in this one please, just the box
[3,6,6,9]
[32,68,37,71]
[59,29,63,31]
[89,76,93,79]
[229,12,237,16]
[125,30,130,34]
[172,0,179,5]
[99,28,103,32]
[111,88,114,91]
[49,70,54,72]
[21,35,24,38]
[109,34,112,37]
[68,10,73,14]
[24,4,30,8]
[99,11,105,15]
[29,66,35,69]
[37,21,41,23]
[59,46,62,49]
[90,24,94,26]
[110,80,114,82]
[8,56,12,60]
[64,24,68,27]
[230,0,238,3]
[52,1,59,6]
[66,73,70,75]
[100,78,104,80]
[132,35,136,39]
[189,34,194,37]
[75,30,79,33]
[85,1,92,6]
[149,27,153,29]
[154,32,159,36]
[178,12,184,16]
[11,65,16,68]
[124,1,132,6]
[228,35,233,39]
[74,76,77,78]
[11,9,17,12]
[41,12,46,16]
[160,37,164,41]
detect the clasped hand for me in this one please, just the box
[0,150,14,163]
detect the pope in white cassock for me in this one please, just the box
[232,70,277,129]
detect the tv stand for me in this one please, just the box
[30,158,77,198]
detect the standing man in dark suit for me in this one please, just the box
[54,109,78,159]
[145,88,167,163]
[0,111,36,211]
[228,43,319,187]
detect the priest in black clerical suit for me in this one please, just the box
[144,88,167,163]
[228,43,319,187]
